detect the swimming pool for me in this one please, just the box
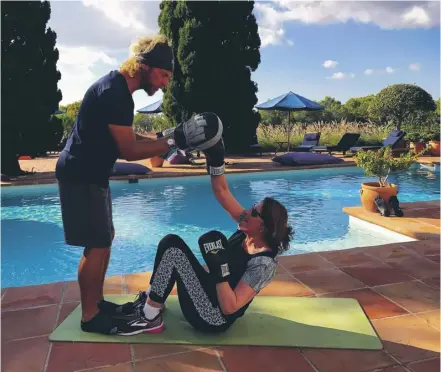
[2,165,439,288]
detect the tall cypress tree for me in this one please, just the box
[159,1,261,153]
[2,1,62,176]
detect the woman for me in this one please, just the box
[106,168,294,336]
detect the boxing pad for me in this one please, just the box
[198,230,230,283]
[204,139,225,176]
[162,112,223,152]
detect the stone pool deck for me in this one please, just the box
[1,153,355,186]
[2,154,439,186]
[1,154,440,371]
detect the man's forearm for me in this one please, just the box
[126,138,169,161]
[135,132,156,141]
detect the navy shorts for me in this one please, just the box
[58,182,114,248]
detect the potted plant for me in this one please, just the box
[427,132,440,156]
[353,147,419,212]
[406,132,426,154]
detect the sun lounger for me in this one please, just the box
[350,130,406,153]
[312,133,360,155]
[289,132,321,152]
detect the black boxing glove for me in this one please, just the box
[162,112,223,152]
[203,139,225,176]
[198,230,230,283]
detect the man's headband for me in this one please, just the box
[138,43,174,72]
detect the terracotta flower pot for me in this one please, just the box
[409,141,425,155]
[146,156,165,168]
[429,141,440,156]
[360,182,398,212]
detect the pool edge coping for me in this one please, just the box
[1,162,358,187]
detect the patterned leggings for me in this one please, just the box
[148,234,232,333]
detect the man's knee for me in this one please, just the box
[83,246,111,258]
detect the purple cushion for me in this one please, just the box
[272,152,345,166]
[112,162,151,175]
[167,150,192,165]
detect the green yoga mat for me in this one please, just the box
[50,295,382,350]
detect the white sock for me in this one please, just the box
[143,302,160,320]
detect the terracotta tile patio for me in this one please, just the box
[1,155,440,371]
[1,199,439,372]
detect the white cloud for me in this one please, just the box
[57,46,118,104]
[254,1,439,47]
[409,63,421,71]
[402,5,432,26]
[254,4,286,47]
[48,1,160,50]
[323,60,339,69]
[83,0,146,31]
[330,72,345,80]
[47,1,162,107]
[364,67,397,75]
[327,72,355,80]
[385,66,395,74]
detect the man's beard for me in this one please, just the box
[142,84,154,95]
[140,70,155,95]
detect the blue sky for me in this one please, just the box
[255,21,440,103]
[48,1,440,112]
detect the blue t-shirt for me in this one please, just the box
[56,71,134,187]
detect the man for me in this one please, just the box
[56,35,224,335]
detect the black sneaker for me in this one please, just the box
[81,311,119,335]
[98,299,120,313]
[113,310,165,336]
[113,290,149,316]
[389,195,404,217]
[114,290,166,315]
[374,196,390,217]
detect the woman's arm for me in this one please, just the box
[216,281,256,315]
[216,258,277,315]
[210,174,245,222]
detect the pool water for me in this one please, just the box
[1,165,439,288]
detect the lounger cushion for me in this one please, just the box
[389,129,404,137]
[304,133,319,142]
[272,152,345,166]
[112,162,151,175]
[302,132,321,146]
[351,130,406,152]
[383,130,405,146]
[350,146,382,152]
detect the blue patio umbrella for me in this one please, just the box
[255,91,324,151]
[137,99,163,114]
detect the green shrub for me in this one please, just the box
[406,132,425,143]
[353,147,419,187]
[256,120,389,149]
[427,132,440,141]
